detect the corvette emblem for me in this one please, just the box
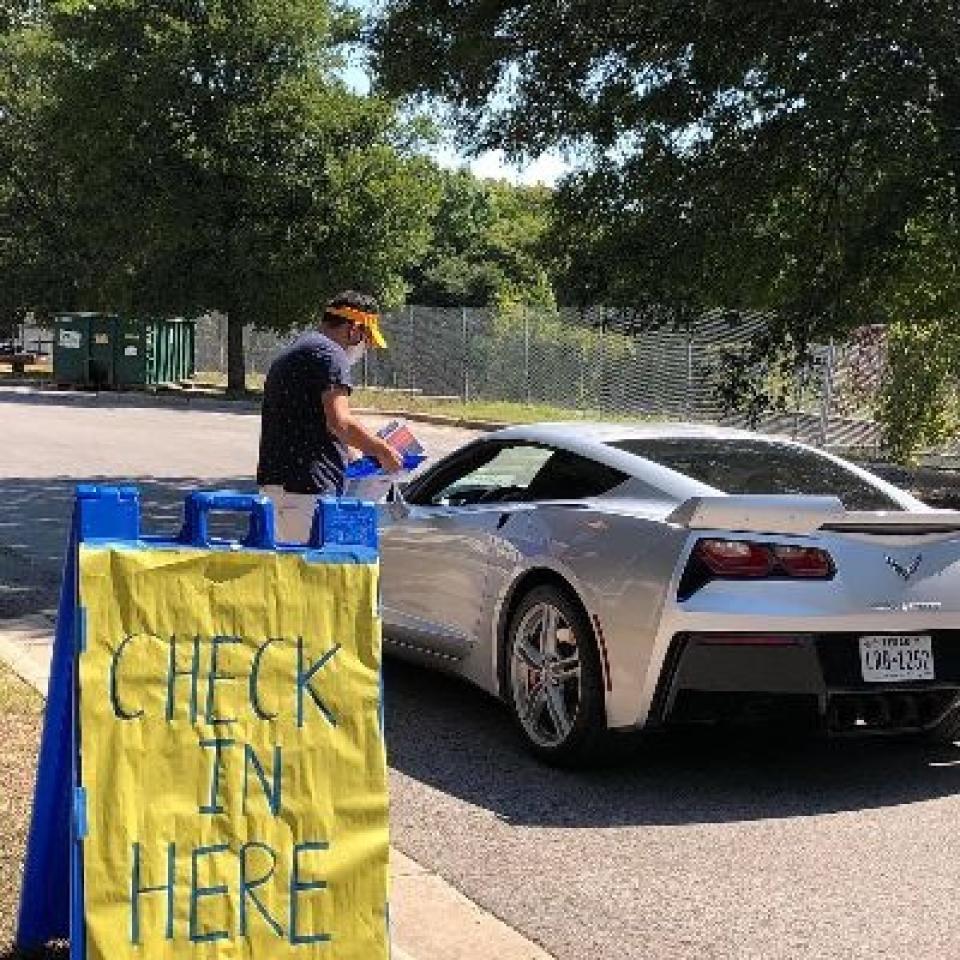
[885,554,922,580]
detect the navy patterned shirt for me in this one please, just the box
[256,332,352,494]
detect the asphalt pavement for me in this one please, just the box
[0,387,469,618]
[5,387,960,960]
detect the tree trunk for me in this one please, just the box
[226,312,246,394]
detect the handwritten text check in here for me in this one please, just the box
[78,547,389,960]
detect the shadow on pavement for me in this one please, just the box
[0,476,255,618]
[8,466,960,831]
[383,657,960,828]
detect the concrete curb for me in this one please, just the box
[390,849,554,960]
[0,614,55,694]
[0,616,554,960]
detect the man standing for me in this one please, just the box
[257,291,404,542]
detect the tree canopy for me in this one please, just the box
[404,168,555,309]
[374,1,960,349]
[1,0,440,388]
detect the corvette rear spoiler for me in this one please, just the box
[666,495,960,536]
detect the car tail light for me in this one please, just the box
[771,544,833,578]
[696,539,774,577]
[679,538,834,599]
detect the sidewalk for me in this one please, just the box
[0,614,554,960]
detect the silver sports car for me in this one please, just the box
[376,422,960,764]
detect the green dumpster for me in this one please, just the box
[113,317,148,387]
[53,313,120,388]
[150,318,170,384]
[53,313,197,389]
[146,317,196,385]
[52,314,90,385]
[88,314,116,388]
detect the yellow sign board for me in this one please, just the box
[78,546,388,960]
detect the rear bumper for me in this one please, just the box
[650,631,960,734]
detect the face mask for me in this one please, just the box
[345,341,367,367]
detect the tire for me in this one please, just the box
[504,585,608,766]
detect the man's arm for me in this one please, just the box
[323,387,404,472]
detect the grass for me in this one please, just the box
[355,391,672,425]
[0,666,42,715]
[0,665,44,956]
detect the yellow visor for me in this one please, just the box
[326,306,388,348]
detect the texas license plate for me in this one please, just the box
[859,635,934,682]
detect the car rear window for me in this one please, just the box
[608,438,904,511]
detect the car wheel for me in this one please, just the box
[505,585,606,766]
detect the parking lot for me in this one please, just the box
[4,387,960,960]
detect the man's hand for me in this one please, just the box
[323,387,405,473]
[374,439,404,473]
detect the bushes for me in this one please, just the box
[879,320,960,463]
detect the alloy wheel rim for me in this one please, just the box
[510,602,582,748]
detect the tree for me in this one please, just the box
[373,2,960,355]
[879,319,960,462]
[405,167,555,310]
[2,0,439,390]
[0,4,81,321]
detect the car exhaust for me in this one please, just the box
[826,690,958,733]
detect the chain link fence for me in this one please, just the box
[192,306,889,451]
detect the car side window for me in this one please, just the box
[408,443,629,507]
[425,445,555,506]
[402,443,492,506]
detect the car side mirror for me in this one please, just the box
[385,482,411,519]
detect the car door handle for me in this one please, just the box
[497,512,510,530]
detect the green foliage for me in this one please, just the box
[1,0,440,388]
[879,320,960,463]
[871,218,960,461]
[708,335,810,427]
[406,168,555,311]
[0,10,73,317]
[374,1,960,359]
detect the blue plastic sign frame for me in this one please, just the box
[16,485,379,958]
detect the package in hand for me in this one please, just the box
[377,419,425,459]
[346,420,426,500]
